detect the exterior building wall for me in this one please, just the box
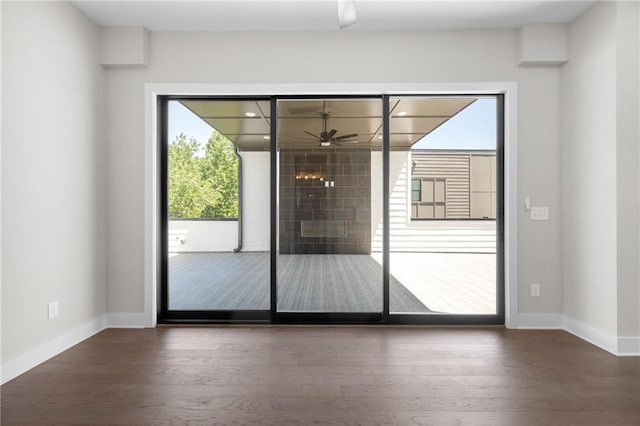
[411,150,497,220]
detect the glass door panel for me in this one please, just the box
[166,99,270,311]
[276,98,383,313]
[388,96,499,315]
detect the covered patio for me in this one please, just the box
[169,252,496,314]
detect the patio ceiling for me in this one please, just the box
[179,97,476,151]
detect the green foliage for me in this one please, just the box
[168,132,239,219]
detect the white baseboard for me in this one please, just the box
[513,313,564,329]
[617,336,640,356]
[510,314,639,356]
[563,315,619,355]
[1,311,635,385]
[1,314,107,385]
[107,312,148,328]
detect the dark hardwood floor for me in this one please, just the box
[2,327,639,425]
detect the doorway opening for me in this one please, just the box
[158,94,504,324]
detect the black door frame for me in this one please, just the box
[157,94,505,325]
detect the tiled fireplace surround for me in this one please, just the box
[279,148,372,255]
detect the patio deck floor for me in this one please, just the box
[169,252,496,314]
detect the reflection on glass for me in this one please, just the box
[388,97,498,314]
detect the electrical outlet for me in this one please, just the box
[48,300,59,319]
[530,283,540,297]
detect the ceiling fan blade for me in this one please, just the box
[326,129,338,139]
[335,133,358,140]
[305,131,321,139]
[332,140,360,146]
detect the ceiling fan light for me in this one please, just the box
[337,0,357,29]
[320,141,331,147]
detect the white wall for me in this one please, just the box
[561,1,640,351]
[0,0,4,380]
[561,1,618,339]
[1,2,106,368]
[106,29,563,317]
[369,151,406,249]
[615,1,640,340]
[638,1,640,342]
[240,151,270,252]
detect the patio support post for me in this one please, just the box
[270,97,278,316]
[382,95,390,320]
[233,145,243,253]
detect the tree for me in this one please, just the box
[201,132,239,218]
[168,131,238,219]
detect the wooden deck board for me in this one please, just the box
[379,252,496,314]
[169,252,495,314]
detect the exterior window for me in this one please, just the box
[411,178,446,219]
[411,179,421,202]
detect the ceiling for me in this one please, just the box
[179,97,477,151]
[74,1,594,32]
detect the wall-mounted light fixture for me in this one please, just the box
[295,171,324,181]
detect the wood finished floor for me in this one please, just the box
[2,327,639,425]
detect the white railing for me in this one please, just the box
[169,220,238,252]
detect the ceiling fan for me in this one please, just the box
[304,112,358,147]
[337,0,357,29]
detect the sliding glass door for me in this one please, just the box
[161,98,271,319]
[158,94,503,324]
[387,96,502,318]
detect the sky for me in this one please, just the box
[168,98,497,150]
[412,98,497,150]
[168,101,214,145]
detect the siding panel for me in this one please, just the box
[412,151,470,218]
[373,151,496,253]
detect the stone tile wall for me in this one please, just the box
[279,148,371,254]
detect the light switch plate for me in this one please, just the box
[530,206,549,220]
[530,283,540,297]
[48,300,59,319]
